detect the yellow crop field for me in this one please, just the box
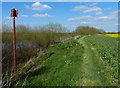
[101,34,120,37]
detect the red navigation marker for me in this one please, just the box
[11,8,18,75]
[11,8,18,17]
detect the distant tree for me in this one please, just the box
[46,22,68,33]
[74,26,104,35]
[16,25,31,32]
[2,24,12,32]
[33,22,68,33]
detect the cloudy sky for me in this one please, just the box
[2,2,118,32]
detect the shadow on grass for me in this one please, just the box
[8,66,50,87]
[29,66,49,77]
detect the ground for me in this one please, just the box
[76,36,115,86]
[15,35,118,86]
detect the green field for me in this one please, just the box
[14,35,118,86]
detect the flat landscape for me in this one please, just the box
[2,2,119,87]
[14,35,118,86]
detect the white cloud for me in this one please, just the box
[25,2,52,11]
[78,21,91,24]
[111,11,118,16]
[114,24,119,26]
[96,11,118,21]
[68,15,93,21]
[84,7,102,13]
[97,16,110,21]
[89,3,97,6]
[104,8,112,10]
[109,11,118,20]
[96,12,103,15]
[33,13,54,18]
[73,5,102,13]
[21,15,28,18]
[4,17,11,19]
[97,11,118,21]
[68,10,117,23]
[68,17,80,21]
[73,5,88,11]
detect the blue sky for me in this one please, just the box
[2,0,119,2]
[2,2,118,32]
[0,2,2,32]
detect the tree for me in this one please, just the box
[46,22,68,33]
[74,26,104,35]
[16,25,31,32]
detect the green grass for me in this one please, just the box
[76,36,117,86]
[16,38,84,86]
[13,35,118,86]
[85,35,118,82]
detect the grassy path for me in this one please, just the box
[16,38,84,86]
[15,36,117,86]
[76,36,115,86]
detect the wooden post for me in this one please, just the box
[11,8,18,75]
[12,16,17,75]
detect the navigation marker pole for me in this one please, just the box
[11,8,18,75]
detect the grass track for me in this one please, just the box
[16,38,84,86]
[15,35,117,86]
[77,36,116,86]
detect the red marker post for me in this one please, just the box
[11,8,18,75]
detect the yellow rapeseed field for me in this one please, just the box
[101,34,120,37]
